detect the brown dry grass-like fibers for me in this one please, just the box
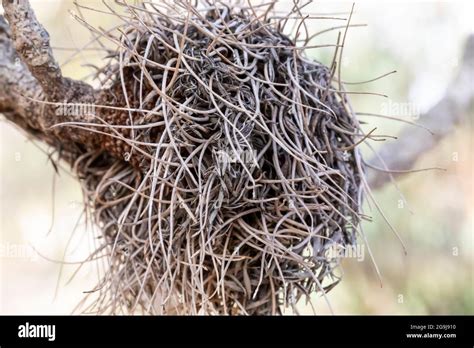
[60,0,368,315]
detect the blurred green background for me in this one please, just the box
[0,0,472,314]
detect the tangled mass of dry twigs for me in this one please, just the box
[4,0,474,316]
[7,0,370,315]
[69,0,368,315]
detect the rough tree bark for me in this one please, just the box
[0,0,473,186]
[1,0,141,167]
[1,0,95,147]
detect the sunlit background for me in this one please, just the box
[0,0,472,314]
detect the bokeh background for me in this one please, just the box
[0,0,472,314]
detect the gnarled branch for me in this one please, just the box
[2,0,93,101]
[0,1,101,154]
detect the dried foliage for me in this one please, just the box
[3,0,473,316]
[9,0,368,315]
[62,0,366,315]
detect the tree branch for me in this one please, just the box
[368,34,474,190]
[0,1,102,154]
[2,0,92,101]
[0,15,45,130]
[0,0,151,168]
